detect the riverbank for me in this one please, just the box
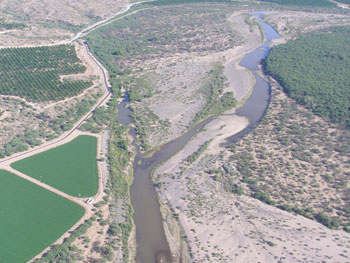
[151,11,276,261]
[121,10,263,152]
[151,9,350,263]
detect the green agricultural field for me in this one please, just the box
[0,170,84,263]
[11,135,99,197]
[0,44,92,102]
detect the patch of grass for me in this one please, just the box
[0,44,92,102]
[34,218,94,263]
[11,135,98,197]
[0,170,84,263]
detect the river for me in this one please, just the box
[116,11,281,263]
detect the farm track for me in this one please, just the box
[0,39,111,260]
[0,1,151,50]
[0,26,111,262]
[71,1,151,42]
[0,42,111,167]
[0,0,154,167]
[0,1,154,261]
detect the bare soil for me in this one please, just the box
[264,10,350,40]
[0,0,130,46]
[149,8,350,263]
[125,7,262,152]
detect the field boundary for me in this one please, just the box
[0,42,111,166]
[0,40,110,262]
[0,2,154,261]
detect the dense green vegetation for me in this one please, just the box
[264,26,350,127]
[258,0,336,7]
[0,44,92,102]
[102,81,134,262]
[79,105,111,133]
[0,170,84,263]
[192,65,237,124]
[107,123,134,262]
[34,81,133,263]
[127,75,154,102]
[11,135,98,197]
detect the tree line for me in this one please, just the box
[264,26,350,127]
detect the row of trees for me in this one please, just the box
[264,26,350,127]
[0,45,92,102]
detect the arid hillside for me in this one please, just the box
[0,0,130,46]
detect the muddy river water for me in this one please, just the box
[116,11,281,263]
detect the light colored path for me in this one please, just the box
[0,27,111,262]
[71,1,150,41]
[0,42,111,167]
[0,1,151,49]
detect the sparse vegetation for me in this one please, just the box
[225,82,350,230]
[0,19,25,30]
[0,93,99,158]
[84,4,243,75]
